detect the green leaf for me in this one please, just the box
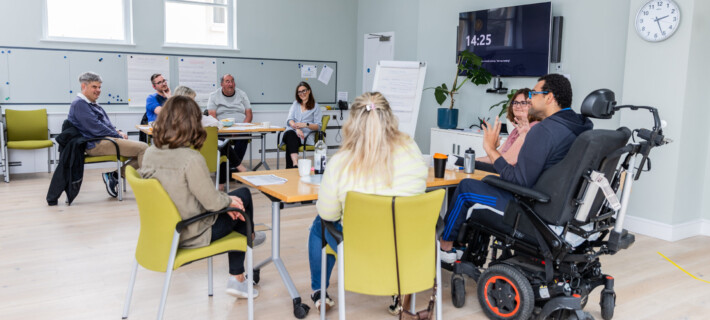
[434,87,447,105]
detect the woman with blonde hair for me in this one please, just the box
[306,92,428,313]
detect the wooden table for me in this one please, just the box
[136,123,285,171]
[233,167,496,318]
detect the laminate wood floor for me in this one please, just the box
[1,167,708,319]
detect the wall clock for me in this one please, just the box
[635,0,681,42]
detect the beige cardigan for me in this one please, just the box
[139,146,231,248]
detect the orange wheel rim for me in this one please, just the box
[484,275,521,317]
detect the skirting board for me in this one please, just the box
[624,215,710,242]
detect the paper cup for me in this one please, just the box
[298,159,312,176]
[262,121,271,128]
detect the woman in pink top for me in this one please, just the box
[478,88,542,166]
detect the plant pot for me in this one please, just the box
[437,108,459,129]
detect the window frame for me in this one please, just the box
[41,0,135,45]
[162,0,238,50]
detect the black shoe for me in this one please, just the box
[310,290,335,312]
[388,295,401,315]
[102,172,118,198]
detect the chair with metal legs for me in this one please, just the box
[320,190,445,320]
[121,166,255,320]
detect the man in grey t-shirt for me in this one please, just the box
[207,74,253,173]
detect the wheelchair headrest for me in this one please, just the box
[581,89,617,119]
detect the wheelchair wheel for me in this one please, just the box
[477,264,534,320]
[451,274,466,308]
[600,291,615,320]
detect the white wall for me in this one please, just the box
[619,0,708,234]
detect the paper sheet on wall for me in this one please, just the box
[372,61,426,138]
[301,65,317,78]
[127,55,170,107]
[178,57,218,104]
[318,65,333,85]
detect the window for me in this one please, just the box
[43,0,133,44]
[164,0,236,49]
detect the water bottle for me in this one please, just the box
[314,140,327,174]
[464,148,475,174]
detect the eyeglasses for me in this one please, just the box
[153,80,167,85]
[511,101,531,106]
[528,91,549,99]
[297,89,309,95]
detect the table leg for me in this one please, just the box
[255,201,310,318]
[251,133,271,171]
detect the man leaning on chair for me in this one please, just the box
[67,72,148,197]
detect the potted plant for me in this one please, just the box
[429,51,492,129]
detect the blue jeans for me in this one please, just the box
[308,216,342,292]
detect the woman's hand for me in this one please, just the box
[514,117,531,135]
[296,128,305,139]
[227,196,246,221]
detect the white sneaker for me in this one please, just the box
[226,277,259,299]
[440,249,457,264]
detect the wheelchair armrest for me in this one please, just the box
[482,176,550,203]
[176,207,254,248]
[322,219,343,244]
[86,137,122,160]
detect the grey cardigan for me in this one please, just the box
[139,146,231,248]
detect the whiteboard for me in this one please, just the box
[372,60,427,138]
[0,49,9,102]
[7,49,71,103]
[68,51,127,105]
[0,47,337,106]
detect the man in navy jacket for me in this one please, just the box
[68,72,148,197]
[440,74,593,262]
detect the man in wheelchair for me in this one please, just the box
[439,76,669,319]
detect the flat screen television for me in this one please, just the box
[457,2,552,77]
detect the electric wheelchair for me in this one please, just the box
[443,89,670,320]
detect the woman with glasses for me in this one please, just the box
[281,81,323,168]
[477,88,542,168]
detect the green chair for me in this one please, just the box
[84,139,129,201]
[276,115,330,169]
[320,190,445,320]
[2,109,55,183]
[122,166,255,320]
[197,126,228,190]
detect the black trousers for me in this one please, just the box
[209,187,254,275]
[282,130,302,168]
[218,138,249,183]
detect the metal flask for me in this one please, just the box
[464,148,475,174]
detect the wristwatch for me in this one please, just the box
[306,122,309,127]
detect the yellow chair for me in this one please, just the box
[2,109,54,183]
[121,166,255,320]
[197,127,228,190]
[276,115,330,169]
[320,190,445,320]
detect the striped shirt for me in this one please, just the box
[316,139,428,221]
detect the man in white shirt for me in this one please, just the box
[207,74,253,173]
